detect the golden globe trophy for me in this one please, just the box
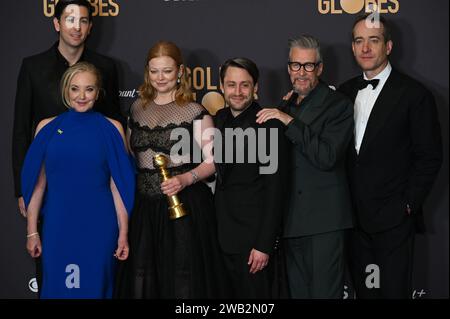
[153,154,188,220]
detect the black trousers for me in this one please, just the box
[222,252,272,299]
[285,230,346,299]
[348,217,415,299]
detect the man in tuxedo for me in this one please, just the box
[214,58,289,298]
[12,0,123,217]
[338,14,442,298]
[257,35,354,298]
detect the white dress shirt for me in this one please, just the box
[354,62,392,154]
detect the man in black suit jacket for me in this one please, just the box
[214,58,289,298]
[339,14,442,299]
[12,0,123,216]
[257,36,354,298]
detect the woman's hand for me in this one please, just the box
[27,235,42,258]
[160,173,192,197]
[115,234,129,261]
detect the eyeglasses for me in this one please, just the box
[288,61,322,72]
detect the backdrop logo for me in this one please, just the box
[318,0,400,14]
[187,66,224,115]
[44,0,120,17]
[28,278,38,293]
[412,289,427,299]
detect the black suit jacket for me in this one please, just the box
[339,68,442,234]
[282,81,354,238]
[12,43,123,197]
[214,102,289,255]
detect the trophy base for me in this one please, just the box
[168,203,188,220]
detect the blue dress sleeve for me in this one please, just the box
[20,115,64,210]
[97,114,136,216]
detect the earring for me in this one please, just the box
[177,77,181,84]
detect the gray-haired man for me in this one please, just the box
[257,35,354,298]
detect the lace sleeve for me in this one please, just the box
[194,109,211,121]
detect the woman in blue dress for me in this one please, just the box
[22,62,135,299]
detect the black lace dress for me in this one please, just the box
[115,100,229,298]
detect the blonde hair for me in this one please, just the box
[139,41,193,107]
[60,62,102,108]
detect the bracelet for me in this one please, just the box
[190,170,199,184]
[27,232,39,238]
[406,204,412,215]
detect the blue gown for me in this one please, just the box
[21,109,135,299]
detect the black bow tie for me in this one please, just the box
[357,78,380,90]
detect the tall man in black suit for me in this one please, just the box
[13,0,123,217]
[257,35,354,298]
[339,15,442,299]
[214,58,288,298]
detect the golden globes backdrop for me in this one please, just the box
[0,0,448,298]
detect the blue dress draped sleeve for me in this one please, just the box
[96,114,136,215]
[21,114,65,210]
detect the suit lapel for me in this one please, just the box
[339,76,362,157]
[358,69,405,156]
[230,104,258,166]
[298,82,331,125]
[214,108,230,186]
[349,76,362,103]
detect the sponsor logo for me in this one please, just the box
[28,278,39,293]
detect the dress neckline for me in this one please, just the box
[151,100,176,107]
[67,108,95,119]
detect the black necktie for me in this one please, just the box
[357,78,380,90]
